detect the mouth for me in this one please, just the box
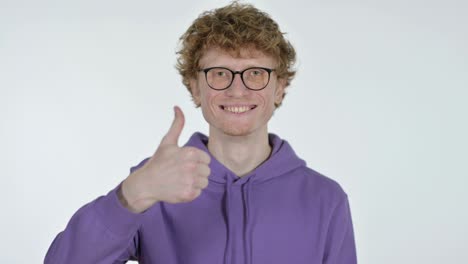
[220,104,257,114]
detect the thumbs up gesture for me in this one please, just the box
[119,106,211,213]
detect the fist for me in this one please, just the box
[119,106,211,213]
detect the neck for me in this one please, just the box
[207,128,272,177]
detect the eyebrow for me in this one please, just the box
[201,65,273,70]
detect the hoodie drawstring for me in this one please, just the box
[224,176,254,264]
[244,178,253,264]
[224,178,232,264]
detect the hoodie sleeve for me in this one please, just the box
[322,195,358,264]
[44,183,143,263]
[44,158,150,264]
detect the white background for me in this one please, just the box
[1,0,467,263]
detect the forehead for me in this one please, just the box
[199,47,276,69]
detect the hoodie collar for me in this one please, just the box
[183,132,306,186]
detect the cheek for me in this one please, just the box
[258,90,276,107]
[197,84,211,103]
[203,91,218,103]
[200,90,222,113]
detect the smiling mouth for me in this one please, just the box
[220,105,257,114]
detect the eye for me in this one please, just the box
[251,70,262,76]
[216,71,226,77]
[247,68,267,77]
[209,68,230,78]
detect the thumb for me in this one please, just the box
[160,106,185,146]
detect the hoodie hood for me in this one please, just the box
[184,132,306,185]
[183,132,306,264]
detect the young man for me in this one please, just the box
[45,2,357,264]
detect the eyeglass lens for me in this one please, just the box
[206,68,270,90]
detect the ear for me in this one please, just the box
[274,78,287,105]
[189,78,201,106]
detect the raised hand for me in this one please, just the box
[119,106,211,213]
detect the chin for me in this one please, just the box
[208,120,256,137]
[220,124,253,137]
[222,129,252,137]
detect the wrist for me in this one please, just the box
[119,174,157,214]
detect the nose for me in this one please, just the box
[225,73,249,97]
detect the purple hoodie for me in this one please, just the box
[45,132,357,264]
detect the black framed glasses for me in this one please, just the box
[200,67,275,91]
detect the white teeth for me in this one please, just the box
[224,106,251,113]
